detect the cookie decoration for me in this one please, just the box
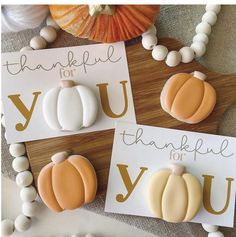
[43,80,98,131]
[38,151,97,212]
[148,164,202,223]
[160,71,216,124]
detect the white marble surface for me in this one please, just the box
[2,177,156,237]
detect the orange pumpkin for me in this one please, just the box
[38,151,97,212]
[160,71,216,124]
[49,5,160,43]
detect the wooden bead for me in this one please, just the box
[1,219,14,237]
[12,156,29,172]
[20,46,33,52]
[30,36,47,50]
[46,15,60,30]
[191,42,206,57]
[206,5,221,14]
[1,115,6,127]
[202,11,217,26]
[196,22,211,35]
[142,25,157,36]
[20,186,37,202]
[40,26,57,43]
[179,46,195,63]
[202,224,219,233]
[9,143,26,157]
[22,201,39,217]
[152,45,168,61]
[142,34,158,50]
[165,51,181,67]
[16,171,33,187]
[208,231,224,237]
[193,33,209,45]
[14,215,31,232]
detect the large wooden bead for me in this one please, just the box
[16,171,33,187]
[43,80,98,131]
[46,15,60,30]
[191,42,206,57]
[160,71,216,124]
[20,186,37,202]
[206,5,221,14]
[20,46,33,52]
[193,33,209,45]
[30,36,47,50]
[165,51,181,67]
[14,215,31,232]
[9,143,26,157]
[202,224,219,233]
[208,231,224,237]
[152,45,168,61]
[1,115,6,127]
[179,47,195,63]
[142,24,157,36]
[142,34,158,50]
[40,26,57,43]
[196,22,211,35]
[12,156,29,172]
[22,201,39,217]
[38,151,97,212]
[1,219,14,237]
[148,164,202,222]
[202,11,217,26]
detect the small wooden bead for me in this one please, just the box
[46,15,60,30]
[30,36,47,50]
[193,33,209,45]
[16,171,33,187]
[1,115,6,127]
[22,201,39,217]
[9,143,26,157]
[179,46,195,63]
[40,26,57,43]
[20,186,37,202]
[206,5,221,14]
[1,219,14,237]
[196,22,211,35]
[142,34,158,50]
[202,11,217,26]
[208,231,224,237]
[12,156,29,172]
[191,42,206,57]
[142,25,157,36]
[14,215,31,232]
[202,224,219,233]
[20,46,33,52]
[152,45,168,61]
[165,51,181,67]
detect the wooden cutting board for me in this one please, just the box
[26,37,236,194]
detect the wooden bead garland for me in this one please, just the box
[142,4,221,67]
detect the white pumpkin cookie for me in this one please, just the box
[43,80,98,131]
[148,164,202,223]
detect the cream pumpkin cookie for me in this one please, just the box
[148,164,202,223]
[38,151,97,212]
[160,71,216,124]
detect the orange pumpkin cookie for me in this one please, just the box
[148,164,202,223]
[49,5,160,43]
[38,151,97,212]
[160,71,216,124]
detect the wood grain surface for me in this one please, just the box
[25,38,236,194]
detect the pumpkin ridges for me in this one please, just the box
[186,82,216,124]
[50,5,80,20]
[37,163,63,212]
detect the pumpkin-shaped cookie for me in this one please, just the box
[43,80,98,131]
[49,5,160,43]
[38,151,97,212]
[148,164,202,223]
[160,71,216,124]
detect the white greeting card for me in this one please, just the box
[105,122,236,227]
[1,42,136,143]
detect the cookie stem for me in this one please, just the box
[171,163,185,175]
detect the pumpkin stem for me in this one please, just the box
[60,80,75,88]
[51,151,69,164]
[192,71,207,81]
[171,163,185,176]
[89,5,115,17]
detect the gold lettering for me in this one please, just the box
[96,81,128,118]
[203,175,234,215]
[8,91,41,131]
[116,164,148,202]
